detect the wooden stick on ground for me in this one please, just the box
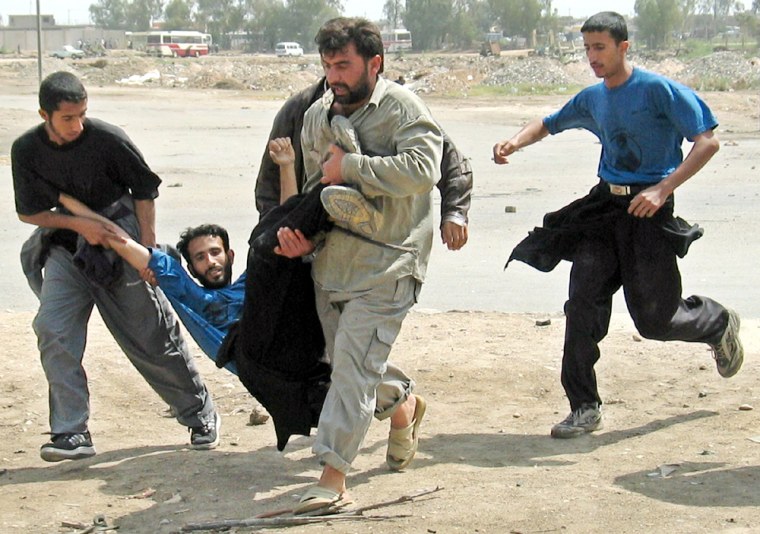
[180,486,444,532]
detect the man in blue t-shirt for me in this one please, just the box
[492,11,743,439]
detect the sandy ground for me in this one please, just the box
[0,64,759,533]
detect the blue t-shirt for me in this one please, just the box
[543,68,718,185]
[149,249,245,374]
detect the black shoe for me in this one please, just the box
[40,432,96,462]
[190,413,221,450]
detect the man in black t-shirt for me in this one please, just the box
[11,71,220,462]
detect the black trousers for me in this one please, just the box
[217,183,334,450]
[561,193,728,411]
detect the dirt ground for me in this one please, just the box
[0,54,759,534]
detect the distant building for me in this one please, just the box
[0,14,125,55]
[9,14,57,29]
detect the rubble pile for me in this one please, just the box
[678,51,760,90]
[481,56,578,90]
[2,49,758,97]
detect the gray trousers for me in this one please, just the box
[34,246,216,434]
[313,276,418,474]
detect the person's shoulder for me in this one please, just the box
[85,118,131,142]
[634,67,695,96]
[285,81,324,109]
[633,67,678,88]
[378,77,429,113]
[12,123,43,151]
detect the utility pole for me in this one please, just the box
[36,0,42,85]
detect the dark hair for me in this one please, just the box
[39,71,87,115]
[581,11,628,44]
[315,17,384,73]
[176,224,230,264]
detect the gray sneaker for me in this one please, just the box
[190,413,221,450]
[551,403,603,439]
[321,185,382,236]
[330,115,361,154]
[711,309,743,378]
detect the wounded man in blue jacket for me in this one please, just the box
[56,137,312,373]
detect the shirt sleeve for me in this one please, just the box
[112,136,161,200]
[148,249,216,312]
[543,90,599,138]
[11,136,59,216]
[341,113,443,198]
[651,81,718,140]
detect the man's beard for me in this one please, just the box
[199,262,233,289]
[332,69,371,105]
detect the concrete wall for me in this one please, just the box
[0,26,126,54]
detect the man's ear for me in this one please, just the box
[39,109,49,121]
[369,55,382,78]
[227,249,235,266]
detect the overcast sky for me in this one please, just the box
[0,0,635,27]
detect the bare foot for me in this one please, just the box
[390,393,417,429]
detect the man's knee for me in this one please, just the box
[632,306,673,340]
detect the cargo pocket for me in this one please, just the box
[363,325,397,376]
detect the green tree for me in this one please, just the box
[280,0,342,50]
[126,0,164,29]
[734,9,758,44]
[90,0,164,30]
[404,0,453,49]
[487,0,542,40]
[164,0,194,29]
[635,0,681,48]
[384,0,405,28]
[243,0,288,50]
[447,0,480,48]
[90,0,128,28]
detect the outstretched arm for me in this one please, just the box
[492,118,549,165]
[58,193,151,272]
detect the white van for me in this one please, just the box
[275,42,304,57]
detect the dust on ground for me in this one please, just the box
[0,50,759,534]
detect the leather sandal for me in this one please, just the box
[386,394,427,471]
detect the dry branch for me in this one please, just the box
[180,486,443,532]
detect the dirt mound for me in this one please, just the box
[2,48,758,97]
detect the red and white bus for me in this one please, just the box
[127,30,212,57]
[381,29,412,52]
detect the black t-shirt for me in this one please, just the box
[11,118,161,249]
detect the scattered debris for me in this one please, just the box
[6,49,758,98]
[647,464,680,478]
[164,493,183,504]
[248,406,270,425]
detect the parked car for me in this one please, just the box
[50,45,85,59]
[275,42,304,57]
